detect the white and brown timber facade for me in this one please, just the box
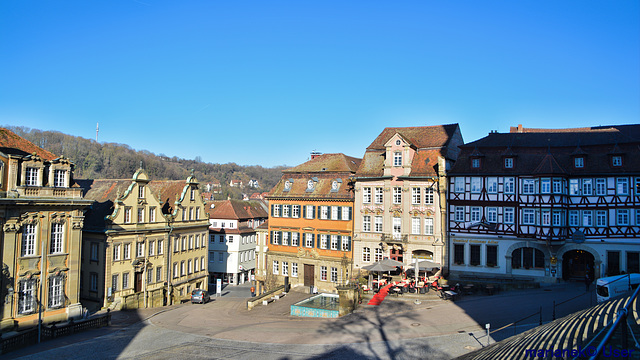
[447,125,640,283]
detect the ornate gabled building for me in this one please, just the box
[447,124,640,283]
[0,128,92,331]
[205,200,267,286]
[266,153,361,293]
[352,125,463,273]
[80,169,209,309]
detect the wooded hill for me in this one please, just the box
[7,126,286,200]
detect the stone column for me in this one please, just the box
[1,220,20,331]
[337,286,357,317]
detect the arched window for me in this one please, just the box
[512,248,545,269]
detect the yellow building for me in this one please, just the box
[0,128,92,331]
[80,169,209,309]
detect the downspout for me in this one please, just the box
[166,217,174,306]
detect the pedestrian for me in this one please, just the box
[250,286,255,297]
[585,274,591,292]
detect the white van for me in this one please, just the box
[596,274,640,303]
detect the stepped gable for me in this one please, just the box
[456,294,640,360]
[0,128,57,160]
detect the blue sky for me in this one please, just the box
[1,1,638,167]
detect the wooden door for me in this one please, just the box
[304,264,314,287]
[135,272,143,292]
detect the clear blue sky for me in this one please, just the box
[1,1,638,167]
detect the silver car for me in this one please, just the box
[191,289,210,304]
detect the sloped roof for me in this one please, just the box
[0,128,57,161]
[532,153,566,175]
[366,124,460,150]
[284,153,362,173]
[205,200,268,220]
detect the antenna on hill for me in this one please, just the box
[96,122,99,142]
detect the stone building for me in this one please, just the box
[0,128,91,330]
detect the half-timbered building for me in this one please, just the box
[448,125,640,283]
[352,125,463,273]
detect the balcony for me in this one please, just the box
[380,233,408,244]
[15,186,84,199]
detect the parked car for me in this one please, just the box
[191,289,210,304]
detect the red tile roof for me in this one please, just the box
[0,128,57,160]
[205,200,268,220]
[365,124,460,150]
[284,153,362,173]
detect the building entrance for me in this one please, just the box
[562,250,594,280]
[304,264,315,287]
[390,248,403,263]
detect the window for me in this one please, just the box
[190,188,196,201]
[375,187,383,204]
[424,187,434,204]
[541,179,551,193]
[411,218,420,235]
[612,155,622,167]
[112,274,119,292]
[22,224,36,256]
[218,252,223,262]
[292,263,298,277]
[195,235,200,249]
[512,248,545,269]
[292,205,300,218]
[374,216,383,232]
[138,185,145,198]
[330,235,339,250]
[454,244,464,265]
[627,253,639,274]
[471,178,482,193]
[487,178,498,193]
[228,235,233,243]
[90,243,99,261]
[331,206,339,220]
[272,231,280,245]
[596,210,607,227]
[363,216,371,232]
[320,234,328,249]
[393,152,402,166]
[137,208,144,223]
[135,242,144,258]
[412,188,421,204]
[25,167,38,186]
[292,233,299,247]
[596,178,606,195]
[553,179,562,194]
[454,177,465,193]
[487,207,497,223]
[305,233,314,248]
[522,179,535,194]
[454,207,465,222]
[504,208,515,224]
[363,247,371,262]
[471,158,481,168]
[282,261,288,276]
[504,177,515,194]
[156,267,162,282]
[195,207,200,220]
[54,169,66,187]
[470,207,481,223]
[273,205,281,217]
[374,248,383,262]
[282,205,290,218]
[173,263,178,278]
[50,223,64,254]
[541,210,550,226]
[189,235,194,249]
[617,209,629,225]
[523,209,536,225]
[188,259,193,274]
[470,245,481,266]
[569,179,580,195]
[305,205,315,219]
[331,267,338,282]
[583,179,593,195]
[90,273,98,292]
[341,236,350,251]
[424,218,434,235]
[486,245,498,267]
[582,211,593,227]
[553,211,563,226]
[617,178,629,195]
[149,207,156,223]
[341,207,351,220]
[392,217,401,238]
[569,210,579,226]
[272,261,279,275]
[124,208,131,223]
[393,187,402,204]
[363,187,372,204]
[320,266,327,281]
[189,207,194,221]
[282,232,290,246]
[504,158,513,169]
[574,157,584,168]
[123,272,129,289]
[113,244,121,261]
[19,279,36,314]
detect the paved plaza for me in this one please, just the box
[7,282,595,360]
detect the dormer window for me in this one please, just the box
[26,167,39,186]
[471,158,481,169]
[393,152,402,167]
[612,155,623,167]
[54,169,66,187]
[504,158,513,169]
[574,157,584,168]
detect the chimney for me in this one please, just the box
[310,151,322,160]
[517,124,523,133]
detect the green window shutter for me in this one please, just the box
[348,207,352,221]
[312,233,316,247]
[311,206,316,219]
[278,231,283,244]
[317,206,321,219]
[346,236,352,251]
[269,231,273,245]
[302,205,306,218]
[317,234,321,248]
[271,205,274,217]
[338,207,342,220]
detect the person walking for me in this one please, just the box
[250,286,255,297]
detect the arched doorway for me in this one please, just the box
[562,250,594,280]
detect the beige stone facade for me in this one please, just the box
[0,128,92,331]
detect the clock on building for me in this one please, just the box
[307,179,314,190]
